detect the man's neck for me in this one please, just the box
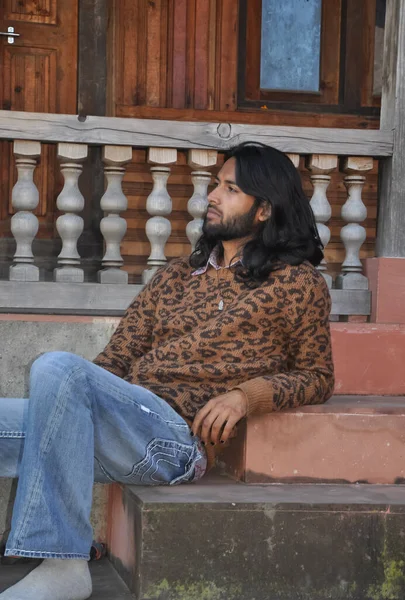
[221,239,249,267]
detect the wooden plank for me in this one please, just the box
[194,0,210,109]
[171,0,187,108]
[78,0,107,117]
[159,0,169,107]
[0,110,394,155]
[207,0,217,110]
[146,0,164,107]
[376,0,405,257]
[116,103,380,129]
[243,0,261,101]
[106,0,117,115]
[321,0,342,105]
[343,0,366,110]
[185,0,196,108]
[360,0,378,107]
[136,1,147,106]
[218,0,238,111]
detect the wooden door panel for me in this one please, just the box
[3,45,57,112]
[5,0,58,24]
[0,0,77,236]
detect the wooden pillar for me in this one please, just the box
[376,0,405,257]
[77,0,108,269]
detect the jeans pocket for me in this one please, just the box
[124,438,195,485]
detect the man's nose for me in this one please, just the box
[207,187,220,204]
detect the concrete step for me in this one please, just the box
[0,558,133,599]
[220,395,405,484]
[108,477,405,600]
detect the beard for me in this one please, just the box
[202,202,259,241]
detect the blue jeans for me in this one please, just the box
[0,352,206,559]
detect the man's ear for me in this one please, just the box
[257,202,272,222]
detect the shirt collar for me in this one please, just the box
[191,246,242,276]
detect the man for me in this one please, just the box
[0,142,334,600]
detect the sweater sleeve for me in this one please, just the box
[235,272,335,416]
[93,279,158,379]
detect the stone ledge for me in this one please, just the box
[332,323,405,395]
[220,396,405,484]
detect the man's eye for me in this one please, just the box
[228,186,237,193]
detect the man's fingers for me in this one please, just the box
[210,413,228,445]
[192,403,213,437]
[220,414,240,444]
[192,393,246,445]
[200,408,222,444]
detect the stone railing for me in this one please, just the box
[0,110,394,317]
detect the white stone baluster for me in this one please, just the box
[287,154,300,168]
[98,145,132,284]
[9,141,41,282]
[187,149,218,251]
[142,147,177,285]
[335,157,373,290]
[54,143,88,283]
[305,154,338,289]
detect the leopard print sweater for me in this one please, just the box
[93,257,334,420]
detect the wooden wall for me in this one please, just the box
[111,0,238,116]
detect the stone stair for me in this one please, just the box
[0,558,134,599]
[104,395,405,599]
[108,477,405,600]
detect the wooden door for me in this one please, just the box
[0,0,78,236]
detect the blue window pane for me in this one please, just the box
[260,0,322,92]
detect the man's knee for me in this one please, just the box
[30,351,84,381]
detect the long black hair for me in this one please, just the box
[189,142,324,287]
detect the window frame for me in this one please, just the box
[238,0,382,115]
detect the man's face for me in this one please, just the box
[203,158,260,241]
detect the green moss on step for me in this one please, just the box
[143,579,242,600]
[368,560,405,600]
[367,516,405,600]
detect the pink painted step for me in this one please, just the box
[220,396,405,484]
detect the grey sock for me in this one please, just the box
[0,558,92,600]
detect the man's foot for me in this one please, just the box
[0,558,92,600]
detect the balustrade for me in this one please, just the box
[0,117,383,317]
[5,143,375,295]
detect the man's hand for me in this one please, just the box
[192,390,248,445]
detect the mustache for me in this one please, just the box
[206,205,222,216]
